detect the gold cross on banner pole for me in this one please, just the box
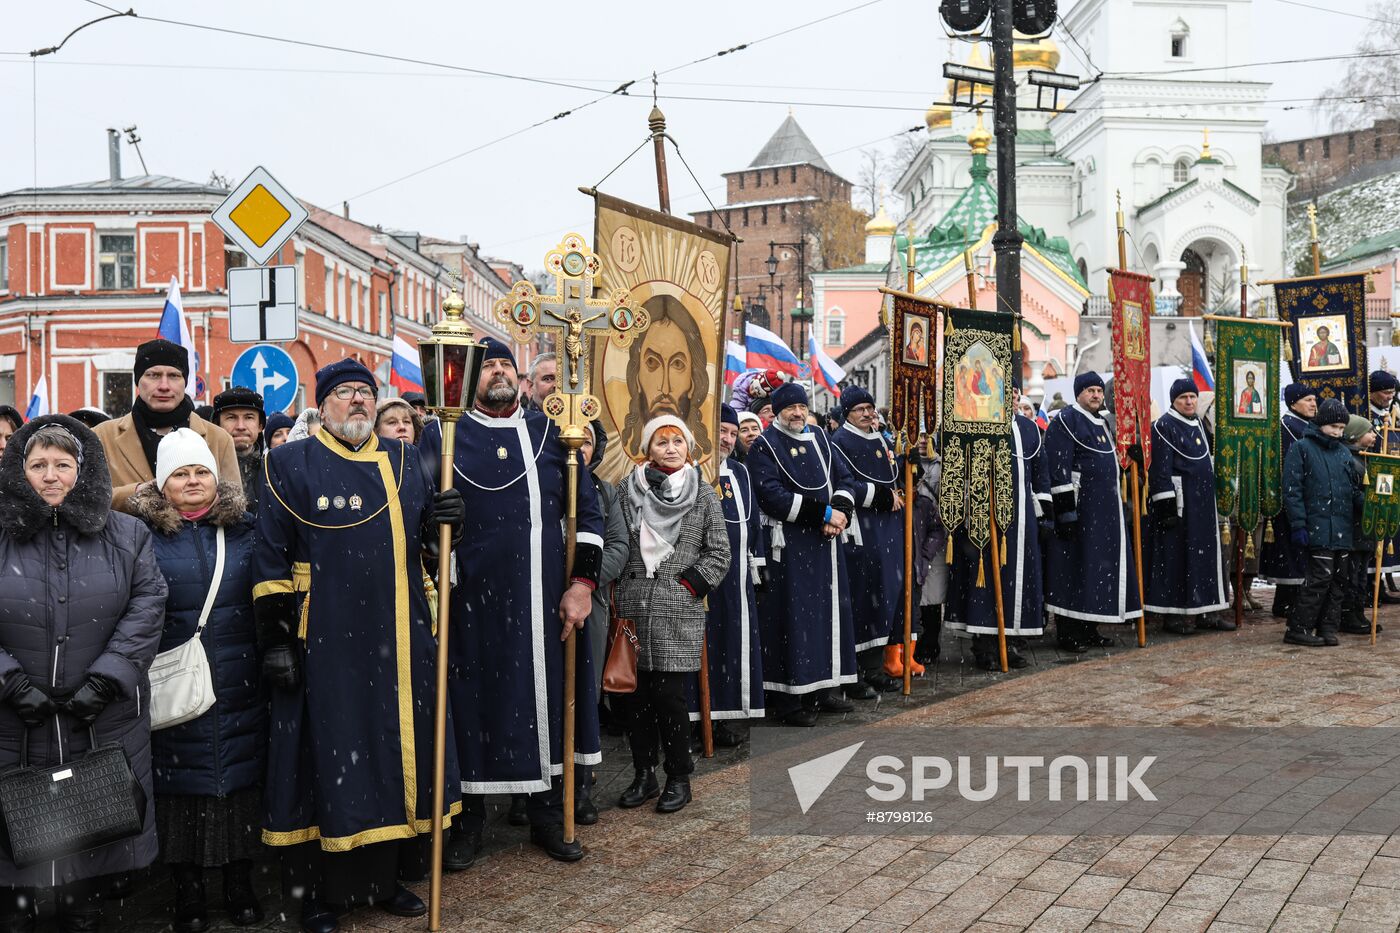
[490,233,644,846]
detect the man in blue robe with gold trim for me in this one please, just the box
[253,359,465,933]
[420,338,604,867]
[1044,372,1142,649]
[830,385,909,692]
[746,382,860,726]
[686,405,765,743]
[1367,370,1400,605]
[1145,379,1230,632]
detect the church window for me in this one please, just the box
[742,208,749,227]
[761,206,769,225]
[1074,171,1084,214]
[1323,137,1331,158]
[738,173,745,190]
[1170,35,1186,58]
[791,166,798,183]
[780,204,788,223]
[1298,141,1307,159]
[827,316,845,346]
[774,169,780,184]
[1173,158,1190,184]
[755,171,762,188]
[1349,133,1356,154]
[1077,258,1088,283]
[1168,18,1189,58]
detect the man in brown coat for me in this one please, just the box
[94,338,240,513]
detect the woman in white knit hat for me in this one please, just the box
[611,415,730,814]
[129,428,265,933]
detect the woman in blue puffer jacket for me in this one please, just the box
[128,429,266,933]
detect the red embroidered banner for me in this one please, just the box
[1109,269,1154,469]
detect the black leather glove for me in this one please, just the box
[5,678,54,727]
[64,675,118,724]
[1126,443,1145,472]
[1151,497,1179,528]
[262,645,301,691]
[429,488,465,528]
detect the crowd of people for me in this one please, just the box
[0,337,1392,933]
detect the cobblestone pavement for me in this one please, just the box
[108,592,1400,932]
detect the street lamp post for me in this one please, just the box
[767,240,808,358]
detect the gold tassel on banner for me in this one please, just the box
[976,551,986,587]
[1264,524,1275,544]
[1244,535,1255,560]
[1390,541,1395,556]
[947,538,954,564]
[1203,326,1214,357]
[1282,333,1293,362]
[1013,326,1021,353]
[1221,523,1232,546]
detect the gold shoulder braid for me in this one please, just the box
[263,445,407,530]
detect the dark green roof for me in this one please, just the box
[1223,179,1260,205]
[1136,179,1198,217]
[896,150,1086,288]
[821,262,888,274]
[1326,227,1400,266]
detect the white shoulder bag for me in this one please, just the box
[149,526,222,730]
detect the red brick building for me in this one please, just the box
[0,164,521,416]
[1263,118,1400,200]
[690,114,855,356]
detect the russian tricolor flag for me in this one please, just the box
[744,323,800,376]
[1189,322,1214,392]
[156,277,200,399]
[808,335,845,396]
[390,333,425,395]
[724,341,746,387]
[24,375,48,421]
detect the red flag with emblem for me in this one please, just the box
[1109,269,1154,469]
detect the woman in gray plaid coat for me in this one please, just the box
[613,416,730,814]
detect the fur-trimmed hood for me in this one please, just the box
[127,481,248,536]
[0,414,112,540]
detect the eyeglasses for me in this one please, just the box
[332,385,376,401]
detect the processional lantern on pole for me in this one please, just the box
[417,290,487,933]
[493,233,646,846]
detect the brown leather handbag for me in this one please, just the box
[603,585,639,694]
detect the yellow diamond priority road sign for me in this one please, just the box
[211,167,308,267]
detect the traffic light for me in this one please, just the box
[939,0,990,33]
[1013,0,1057,36]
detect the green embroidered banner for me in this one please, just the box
[1212,318,1283,536]
[938,306,1014,553]
[1362,453,1400,542]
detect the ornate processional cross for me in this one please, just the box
[493,233,647,439]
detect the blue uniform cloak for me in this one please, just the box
[254,430,459,849]
[1261,412,1309,585]
[1044,404,1143,624]
[831,422,904,650]
[421,410,603,794]
[686,457,765,721]
[1144,410,1227,615]
[1369,402,1400,573]
[746,422,859,693]
[947,415,1050,635]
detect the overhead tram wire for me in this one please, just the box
[1273,0,1400,27]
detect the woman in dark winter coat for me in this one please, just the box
[127,429,265,933]
[0,415,165,933]
[613,416,730,815]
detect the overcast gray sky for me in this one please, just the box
[0,0,1370,272]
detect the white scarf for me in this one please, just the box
[631,463,699,577]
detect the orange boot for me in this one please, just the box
[904,643,926,677]
[882,644,904,678]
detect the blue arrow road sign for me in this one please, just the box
[231,344,299,414]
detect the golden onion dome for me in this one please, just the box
[1013,33,1061,71]
[967,110,992,154]
[865,204,897,236]
[925,102,952,129]
[946,42,993,104]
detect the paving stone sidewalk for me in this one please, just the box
[108,599,1400,933]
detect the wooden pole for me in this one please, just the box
[902,232,917,696]
[1129,464,1147,647]
[1308,204,1321,276]
[649,102,671,215]
[989,479,1008,673]
[698,638,714,758]
[561,443,581,844]
[428,419,457,933]
[963,249,978,309]
[1373,540,1384,647]
[1234,522,1245,630]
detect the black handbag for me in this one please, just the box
[0,722,145,868]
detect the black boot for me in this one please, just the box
[844,680,877,700]
[506,794,529,826]
[0,889,34,933]
[443,827,483,872]
[1284,628,1325,647]
[221,861,262,926]
[299,900,338,933]
[171,864,208,933]
[656,777,692,814]
[529,824,584,862]
[816,688,854,713]
[575,780,599,826]
[915,605,942,665]
[618,769,659,808]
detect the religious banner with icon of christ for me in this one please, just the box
[588,190,735,483]
[1212,317,1283,539]
[1274,272,1368,413]
[1109,268,1155,469]
[938,306,1014,556]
